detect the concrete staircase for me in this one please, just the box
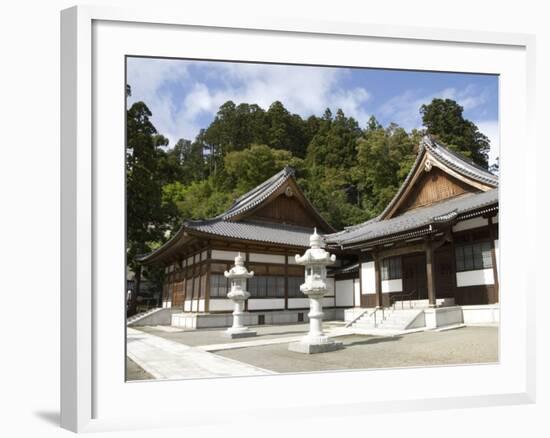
[126,307,164,326]
[351,308,425,331]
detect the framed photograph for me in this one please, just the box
[61,5,536,433]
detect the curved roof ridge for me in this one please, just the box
[216,165,295,220]
[326,189,498,247]
[424,136,498,186]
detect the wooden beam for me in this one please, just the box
[425,241,437,308]
[488,216,499,301]
[204,248,211,313]
[373,252,383,308]
[284,255,289,310]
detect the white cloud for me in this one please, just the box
[378,84,491,131]
[127,60,372,146]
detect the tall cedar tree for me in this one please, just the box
[126,101,169,315]
[420,98,490,168]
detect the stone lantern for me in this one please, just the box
[288,229,343,354]
[223,253,256,338]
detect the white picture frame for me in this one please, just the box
[60,5,536,433]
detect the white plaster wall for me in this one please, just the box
[183,300,191,312]
[201,250,208,261]
[248,298,285,310]
[211,249,240,261]
[361,261,376,294]
[335,279,354,307]
[456,269,494,287]
[382,278,403,293]
[186,256,193,266]
[249,253,285,264]
[208,299,234,312]
[198,299,205,312]
[191,300,203,312]
[452,216,488,232]
[325,277,335,295]
[354,279,361,307]
[287,256,298,265]
[288,298,309,308]
[288,297,334,308]
[493,214,499,224]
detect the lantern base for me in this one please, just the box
[223,328,257,339]
[288,338,343,354]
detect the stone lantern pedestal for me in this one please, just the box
[288,229,343,354]
[223,253,256,339]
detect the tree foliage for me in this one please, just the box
[420,98,490,168]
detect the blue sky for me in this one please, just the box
[127,57,499,165]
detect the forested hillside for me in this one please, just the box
[126,84,492,292]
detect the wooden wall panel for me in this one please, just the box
[396,168,479,215]
[454,285,497,305]
[172,281,185,307]
[248,194,318,228]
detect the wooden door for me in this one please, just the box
[402,253,427,299]
[434,245,455,298]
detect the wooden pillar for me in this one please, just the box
[357,252,363,308]
[425,241,436,308]
[488,216,499,303]
[244,251,250,312]
[374,253,383,308]
[284,255,289,310]
[204,248,211,313]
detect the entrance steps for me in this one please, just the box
[351,308,425,331]
[127,307,177,326]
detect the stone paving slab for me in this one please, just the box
[137,322,343,347]
[127,328,275,380]
[215,326,498,373]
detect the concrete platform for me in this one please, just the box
[223,330,257,339]
[288,339,344,354]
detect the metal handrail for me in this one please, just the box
[344,308,370,328]
[391,290,417,310]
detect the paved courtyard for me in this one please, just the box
[216,326,498,373]
[126,324,498,381]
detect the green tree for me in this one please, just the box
[224,144,304,193]
[126,101,169,316]
[265,101,309,158]
[162,178,234,223]
[355,121,417,217]
[420,98,490,168]
[306,108,361,169]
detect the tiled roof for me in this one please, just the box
[138,166,326,263]
[376,136,497,220]
[326,189,498,247]
[423,136,498,187]
[329,263,359,276]
[216,166,295,220]
[185,219,314,247]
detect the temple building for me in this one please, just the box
[326,135,499,312]
[137,166,355,327]
[137,135,498,328]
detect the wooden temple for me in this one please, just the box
[326,135,499,309]
[138,135,499,325]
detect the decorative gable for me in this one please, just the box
[394,167,480,215]
[381,136,498,220]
